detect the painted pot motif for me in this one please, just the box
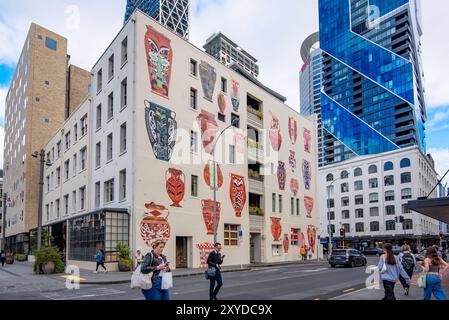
[144,100,177,162]
[271,217,282,242]
[304,196,314,218]
[269,112,282,151]
[203,163,223,190]
[307,225,317,254]
[202,199,221,235]
[234,130,246,154]
[218,92,226,113]
[199,61,217,101]
[231,80,240,112]
[303,128,311,153]
[198,110,219,155]
[230,174,247,218]
[300,232,306,248]
[166,168,185,207]
[290,179,299,197]
[288,117,298,145]
[302,160,312,191]
[277,161,286,191]
[196,243,215,269]
[145,25,173,98]
[283,234,290,253]
[140,203,171,246]
[289,150,297,172]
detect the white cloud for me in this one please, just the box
[428,148,449,187]
[427,107,449,131]
[0,126,4,169]
[0,86,6,122]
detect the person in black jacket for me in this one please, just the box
[140,240,171,300]
[207,242,226,300]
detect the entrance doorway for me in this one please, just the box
[176,237,190,269]
[250,233,262,263]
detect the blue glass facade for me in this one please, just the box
[318,0,427,165]
[125,0,160,23]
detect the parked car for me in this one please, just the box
[329,249,367,268]
[392,246,402,255]
[362,247,383,256]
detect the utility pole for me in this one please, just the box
[2,192,6,251]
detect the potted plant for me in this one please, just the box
[15,253,27,262]
[33,246,64,274]
[5,252,14,264]
[116,242,132,272]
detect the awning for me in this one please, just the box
[406,197,449,224]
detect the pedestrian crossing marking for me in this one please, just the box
[61,275,86,281]
[343,288,355,293]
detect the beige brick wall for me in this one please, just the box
[67,65,91,117]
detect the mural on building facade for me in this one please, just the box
[140,203,171,246]
[288,117,298,145]
[300,232,306,248]
[218,92,227,113]
[166,168,185,207]
[303,128,311,153]
[290,179,299,197]
[145,25,173,98]
[144,100,177,162]
[283,234,290,253]
[289,150,297,172]
[198,109,219,155]
[307,225,317,254]
[271,217,282,242]
[231,79,240,112]
[302,160,312,191]
[204,163,223,190]
[234,130,246,154]
[199,61,217,101]
[202,199,221,235]
[277,161,286,191]
[230,174,247,218]
[196,242,215,269]
[269,112,282,151]
[304,196,314,218]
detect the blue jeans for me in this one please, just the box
[424,275,447,300]
[141,277,171,300]
[209,270,223,300]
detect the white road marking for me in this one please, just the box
[284,268,328,274]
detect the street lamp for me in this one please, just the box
[1,192,6,251]
[32,150,52,251]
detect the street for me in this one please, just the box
[0,257,379,300]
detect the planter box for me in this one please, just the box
[28,255,36,263]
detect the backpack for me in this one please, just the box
[401,253,415,272]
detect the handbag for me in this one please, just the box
[417,272,427,289]
[381,257,387,274]
[206,267,216,279]
[131,268,153,290]
[161,271,173,290]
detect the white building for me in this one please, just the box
[318,146,441,249]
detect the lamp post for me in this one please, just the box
[2,192,6,251]
[32,150,52,251]
[326,175,348,256]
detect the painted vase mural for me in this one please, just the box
[289,150,297,172]
[202,199,221,235]
[199,61,217,101]
[290,179,299,197]
[277,161,286,191]
[283,234,290,253]
[234,130,246,154]
[303,128,311,153]
[230,174,247,218]
[271,217,282,242]
[300,232,306,248]
[288,117,298,145]
[231,79,240,112]
[304,196,314,218]
[140,202,171,246]
[302,160,312,191]
[218,92,227,113]
[269,112,282,151]
[196,243,215,269]
[307,225,317,254]
[166,168,185,207]
[145,25,173,98]
[203,163,223,190]
[145,100,177,162]
[198,110,219,155]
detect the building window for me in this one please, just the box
[384,175,394,186]
[368,165,378,174]
[190,131,198,153]
[354,180,363,191]
[190,88,197,110]
[107,133,113,161]
[296,198,300,216]
[65,131,71,150]
[119,169,126,201]
[327,185,334,196]
[401,172,412,184]
[81,114,88,136]
[190,59,197,76]
[326,174,334,182]
[224,224,239,246]
[74,123,78,142]
[72,190,77,213]
[385,190,395,202]
[45,36,57,50]
[79,187,86,211]
[386,220,396,231]
[369,193,379,203]
[108,92,114,120]
[401,188,412,200]
[231,113,240,128]
[290,197,294,215]
[121,37,128,65]
[229,145,235,164]
[221,77,227,93]
[46,204,49,221]
[356,223,364,233]
[64,194,69,216]
[56,167,61,186]
[46,175,50,192]
[191,175,198,197]
[120,122,127,153]
[57,141,61,158]
[370,221,380,232]
[291,229,300,246]
[355,195,363,205]
[108,54,114,80]
[80,147,87,171]
[355,209,364,218]
[97,69,103,93]
[73,154,77,175]
[354,168,362,177]
[384,161,394,171]
[400,158,411,168]
[341,183,349,193]
[96,142,101,168]
[342,224,350,233]
[279,195,283,213]
[341,197,350,207]
[104,179,115,203]
[402,204,411,214]
[327,199,335,209]
[328,211,335,220]
[218,113,226,122]
[342,210,350,219]
[95,182,101,209]
[369,178,378,188]
[272,193,276,212]
[96,104,102,130]
[121,78,127,109]
[340,171,349,179]
[64,160,70,180]
[386,205,395,215]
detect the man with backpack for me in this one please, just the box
[398,244,416,296]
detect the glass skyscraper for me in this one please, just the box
[318,0,427,166]
[124,0,189,39]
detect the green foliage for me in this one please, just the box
[33,246,64,274]
[121,259,133,269]
[115,242,131,261]
[55,259,65,273]
[249,206,264,216]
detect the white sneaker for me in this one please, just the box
[104,270,108,273]
[94,271,98,274]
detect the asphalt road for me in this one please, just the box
[0,257,380,300]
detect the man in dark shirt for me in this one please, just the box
[207,242,225,300]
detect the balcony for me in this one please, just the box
[247,138,264,162]
[247,105,263,128]
[249,206,264,217]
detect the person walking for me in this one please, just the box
[207,242,225,301]
[94,249,107,273]
[307,247,313,260]
[421,246,449,300]
[300,246,306,261]
[135,249,144,270]
[378,243,411,300]
[0,250,6,267]
[397,244,416,296]
[140,240,171,300]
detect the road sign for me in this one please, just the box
[238,230,243,237]
[317,235,321,240]
[320,239,328,245]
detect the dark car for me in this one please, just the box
[362,247,383,256]
[392,246,402,255]
[329,249,367,268]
